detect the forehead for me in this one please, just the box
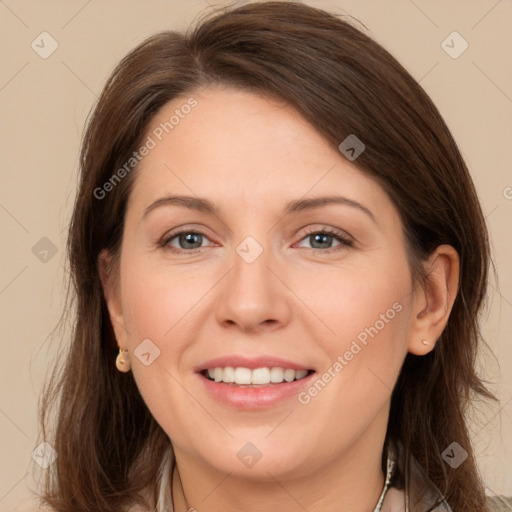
[128,86,391,219]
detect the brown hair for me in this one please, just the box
[39,1,496,511]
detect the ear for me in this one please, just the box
[407,244,460,355]
[98,249,129,348]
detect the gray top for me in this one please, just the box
[376,439,453,512]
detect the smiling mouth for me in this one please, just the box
[200,367,315,387]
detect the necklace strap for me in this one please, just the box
[373,450,396,512]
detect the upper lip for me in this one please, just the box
[195,355,314,372]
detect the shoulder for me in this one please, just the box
[381,487,406,511]
[486,495,512,511]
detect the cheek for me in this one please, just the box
[120,252,212,344]
[117,254,219,439]
[288,275,412,464]
[118,263,201,443]
[303,253,411,349]
[298,255,413,401]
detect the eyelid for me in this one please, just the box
[159,224,354,253]
[158,225,216,250]
[299,225,353,242]
[294,225,354,251]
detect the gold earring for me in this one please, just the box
[116,348,131,372]
[421,339,430,346]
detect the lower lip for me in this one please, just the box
[197,372,316,410]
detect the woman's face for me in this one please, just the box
[105,85,423,480]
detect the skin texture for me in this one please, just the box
[100,85,460,512]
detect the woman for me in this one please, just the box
[39,1,504,511]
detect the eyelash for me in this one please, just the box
[299,226,354,253]
[159,225,354,255]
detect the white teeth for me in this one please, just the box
[252,367,270,385]
[283,369,295,382]
[269,367,284,383]
[223,366,235,383]
[214,367,223,383]
[204,366,311,385]
[234,367,252,384]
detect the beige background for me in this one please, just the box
[1,0,511,509]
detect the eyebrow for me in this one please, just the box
[143,194,376,223]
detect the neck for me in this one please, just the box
[170,426,387,512]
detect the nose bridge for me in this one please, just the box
[215,228,290,331]
[231,231,276,301]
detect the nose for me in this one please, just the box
[214,238,292,335]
